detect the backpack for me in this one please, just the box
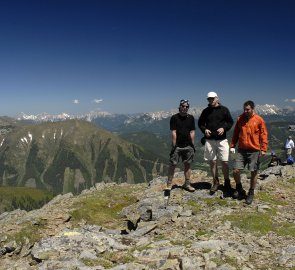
[287,156,294,165]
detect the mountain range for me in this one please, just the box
[14,104,295,134]
[17,104,295,123]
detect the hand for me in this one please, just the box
[217,127,225,135]
[204,129,211,137]
[230,148,235,154]
[260,151,266,156]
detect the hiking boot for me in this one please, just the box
[164,181,173,191]
[209,179,219,194]
[232,183,246,199]
[224,178,231,186]
[246,189,254,205]
[183,180,195,192]
[232,188,246,200]
[223,179,233,197]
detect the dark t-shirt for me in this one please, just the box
[170,113,195,147]
[198,104,233,140]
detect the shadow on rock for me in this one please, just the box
[192,181,212,190]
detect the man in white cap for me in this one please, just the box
[198,91,234,195]
[285,135,294,158]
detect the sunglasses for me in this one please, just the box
[207,97,215,101]
[181,105,189,108]
[180,99,189,103]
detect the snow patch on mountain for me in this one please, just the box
[84,111,113,122]
[17,112,72,122]
[255,104,282,115]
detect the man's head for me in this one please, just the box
[243,100,255,119]
[288,135,292,140]
[179,99,189,114]
[207,91,219,107]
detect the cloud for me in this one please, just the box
[73,99,79,104]
[285,98,295,103]
[92,99,103,104]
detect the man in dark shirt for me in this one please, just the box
[198,92,234,195]
[165,99,196,192]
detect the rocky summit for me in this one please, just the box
[0,165,294,270]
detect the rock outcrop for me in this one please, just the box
[0,167,294,269]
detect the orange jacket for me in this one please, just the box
[230,113,268,152]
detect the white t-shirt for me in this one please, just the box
[285,139,295,149]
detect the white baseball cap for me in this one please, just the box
[207,91,218,98]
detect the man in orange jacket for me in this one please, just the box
[230,100,268,205]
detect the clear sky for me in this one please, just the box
[0,0,294,116]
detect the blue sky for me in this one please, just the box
[0,0,294,116]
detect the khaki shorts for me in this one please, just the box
[170,146,195,165]
[204,139,229,161]
[286,148,292,156]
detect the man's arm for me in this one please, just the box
[171,130,177,146]
[169,130,177,156]
[260,119,268,154]
[230,119,239,148]
[190,130,195,145]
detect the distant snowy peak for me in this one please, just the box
[125,110,175,124]
[146,111,175,120]
[84,111,113,122]
[17,112,37,121]
[255,104,282,115]
[17,111,114,122]
[124,107,204,125]
[189,107,205,117]
[17,112,72,122]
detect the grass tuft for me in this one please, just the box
[224,211,274,235]
[195,229,211,237]
[70,186,142,229]
[204,197,228,206]
[275,223,295,237]
[256,191,288,206]
[7,219,47,245]
[186,200,202,214]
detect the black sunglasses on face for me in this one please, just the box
[207,97,215,101]
[181,105,189,108]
